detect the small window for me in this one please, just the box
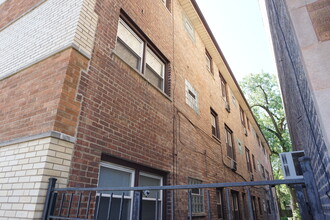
[247,117,250,130]
[115,17,169,95]
[185,80,199,113]
[252,196,257,218]
[252,154,256,170]
[261,164,265,179]
[188,178,204,214]
[262,144,266,154]
[265,170,270,180]
[258,197,263,215]
[205,50,213,74]
[245,147,252,173]
[220,73,228,103]
[225,125,235,160]
[211,108,219,139]
[239,106,246,127]
[184,15,195,40]
[231,191,241,220]
[267,200,272,214]
[216,189,224,219]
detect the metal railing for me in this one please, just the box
[41,157,324,220]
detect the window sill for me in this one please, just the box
[212,135,221,143]
[111,51,172,102]
[190,213,207,218]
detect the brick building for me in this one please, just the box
[265,0,330,217]
[0,0,273,219]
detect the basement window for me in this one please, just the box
[188,178,204,214]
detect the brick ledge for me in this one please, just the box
[0,131,76,147]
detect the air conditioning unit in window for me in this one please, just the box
[225,102,230,112]
[230,159,237,171]
[280,151,305,179]
[244,128,248,136]
[250,174,254,181]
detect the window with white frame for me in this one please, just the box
[205,50,213,73]
[115,17,168,94]
[211,108,219,139]
[184,15,195,40]
[225,125,235,160]
[97,162,163,220]
[185,80,199,113]
[188,178,204,214]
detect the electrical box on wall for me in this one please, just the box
[280,151,305,179]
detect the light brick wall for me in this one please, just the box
[0,0,98,80]
[0,136,74,219]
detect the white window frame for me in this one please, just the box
[98,162,135,219]
[184,15,195,40]
[145,48,165,90]
[185,80,199,113]
[116,19,144,72]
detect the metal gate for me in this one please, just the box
[42,157,325,220]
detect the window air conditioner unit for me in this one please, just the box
[280,151,305,179]
[244,128,248,136]
[225,102,230,112]
[230,159,237,171]
[250,174,254,181]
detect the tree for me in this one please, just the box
[240,72,299,219]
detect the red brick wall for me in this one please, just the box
[0,0,43,29]
[68,0,273,218]
[0,48,88,141]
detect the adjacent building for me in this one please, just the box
[0,0,273,219]
[265,0,330,217]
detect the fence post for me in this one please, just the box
[293,184,312,220]
[246,187,254,220]
[42,178,57,220]
[132,191,142,220]
[299,156,325,220]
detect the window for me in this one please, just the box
[205,50,213,73]
[225,126,235,160]
[261,164,265,179]
[239,106,246,127]
[115,16,169,95]
[184,15,195,40]
[185,80,199,113]
[266,200,272,214]
[252,196,257,218]
[231,191,240,220]
[265,170,270,180]
[97,160,164,220]
[188,178,204,214]
[262,144,266,154]
[211,108,219,139]
[252,154,256,170]
[216,189,224,219]
[258,197,263,215]
[245,147,252,173]
[220,74,228,103]
[247,117,250,130]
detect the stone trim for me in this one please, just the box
[0,131,76,147]
[0,43,91,81]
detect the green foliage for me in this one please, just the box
[240,72,294,214]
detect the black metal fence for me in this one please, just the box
[42,157,324,220]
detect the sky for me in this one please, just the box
[195,0,277,81]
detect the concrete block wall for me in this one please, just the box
[0,0,98,80]
[0,135,74,220]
